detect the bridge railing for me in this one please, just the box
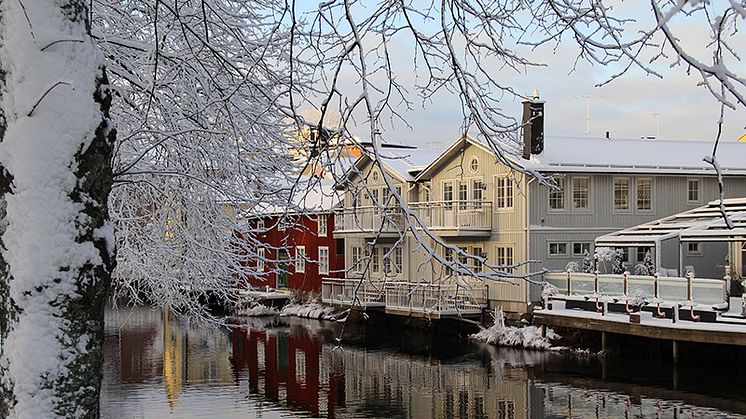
[321,278,385,307]
[384,282,488,315]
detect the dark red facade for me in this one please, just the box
[243,212,344,292]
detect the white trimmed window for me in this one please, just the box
[687,242,702,256]
[444,248,454,275]
[573,242,591,256]
[257,248,265,271]
[296,246,306,273]
[470,156,479,173]
[496,245,514,272]
[688,179,700,203]
[382,246,392,274]
[394,246,403,274]
[572,177,590,210]
[496,177,514,209]
[351,246,363,273]
[549,177,566,210]
[317,216,327,237]
[371,247,380,272]
[548,242,568,257]
[472,180,484,209]
[443,182,454,209]
[636,178,652,211]
[319,246,329,274]
[257,220,265,230]
[613,177,630,211]
[458,181,468,210]
[472,246,484,272]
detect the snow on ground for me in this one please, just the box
[280,301,337,320]
[471,309,559,350]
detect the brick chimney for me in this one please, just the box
[522,89,545,159]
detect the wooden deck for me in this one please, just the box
[533,308,746,347]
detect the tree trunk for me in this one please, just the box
[0,0,116,417]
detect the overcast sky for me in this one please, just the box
[301,2,746,148]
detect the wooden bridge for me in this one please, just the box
[321,278,488,319]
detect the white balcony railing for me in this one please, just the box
[409,201,492,231]
[334,206,404,233]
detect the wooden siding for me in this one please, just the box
[528,174,746,282]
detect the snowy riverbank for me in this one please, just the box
[470,309,560,350]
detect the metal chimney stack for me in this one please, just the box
[522,89,545,159]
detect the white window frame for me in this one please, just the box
[257,219,265,230]
[687,242,702,256]
[319,246,330,275]
[257,248,265,271]
[371,247,380,272]
[472,179,484,209]
[442,181,454,209]
[687,178,701,204]
[495,245,514,273]
[469,156,479,173]
[496,176,514,210]
[572,242,591,256]
[317,215,328,237]
[548,177,566,211]
[382,246,392,274]
[296,246,306,273]
[394,246,403,275]
[613,177,630,212]
[548,242,568,257]
[351,246,362,273]
[572,177,590,211]
[636,178,653,212]
[472,246,484,272]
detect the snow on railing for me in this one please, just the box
[542,271,727,306]
[409,200,492,230]
[334,206,404,233]
[321,277,386,307]
[321,278,488,316]
[384,281,488,315]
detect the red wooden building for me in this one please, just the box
[244,211,344,292]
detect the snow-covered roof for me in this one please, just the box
[341,147,441,185]
[595,198,746,246]
[244,178,342,218]
[516,136,746,175]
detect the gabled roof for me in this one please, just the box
[414,135,497,181]
[517,136,746,175]
[338,147,441,187]
[244,178,342,218]
[595,198,746,246]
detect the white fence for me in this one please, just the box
[543,271,727,306]
[321,278,488,316]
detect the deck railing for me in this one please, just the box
[409,201,492,231]
[334,206,403,233]
[543,271,727,306]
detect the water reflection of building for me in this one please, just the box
[161,309,234,407]
[229,323,539,419]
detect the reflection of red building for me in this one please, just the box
[243,212,344,292]
[230,326,343,417]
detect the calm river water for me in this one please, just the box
[101,307,746,418]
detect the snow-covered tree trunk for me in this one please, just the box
[0,0,115,416]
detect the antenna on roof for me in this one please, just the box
[575,95,603,136]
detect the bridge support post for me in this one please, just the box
[672,340,679,364]
[601,331,607,353]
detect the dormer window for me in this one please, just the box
[371,169,380,184]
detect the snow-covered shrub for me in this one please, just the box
[582,250,594,273]
[565,261,580,273]
[471,308,559,350]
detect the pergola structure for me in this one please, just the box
[595,198,746,277]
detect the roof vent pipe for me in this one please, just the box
[522,90,545,159]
